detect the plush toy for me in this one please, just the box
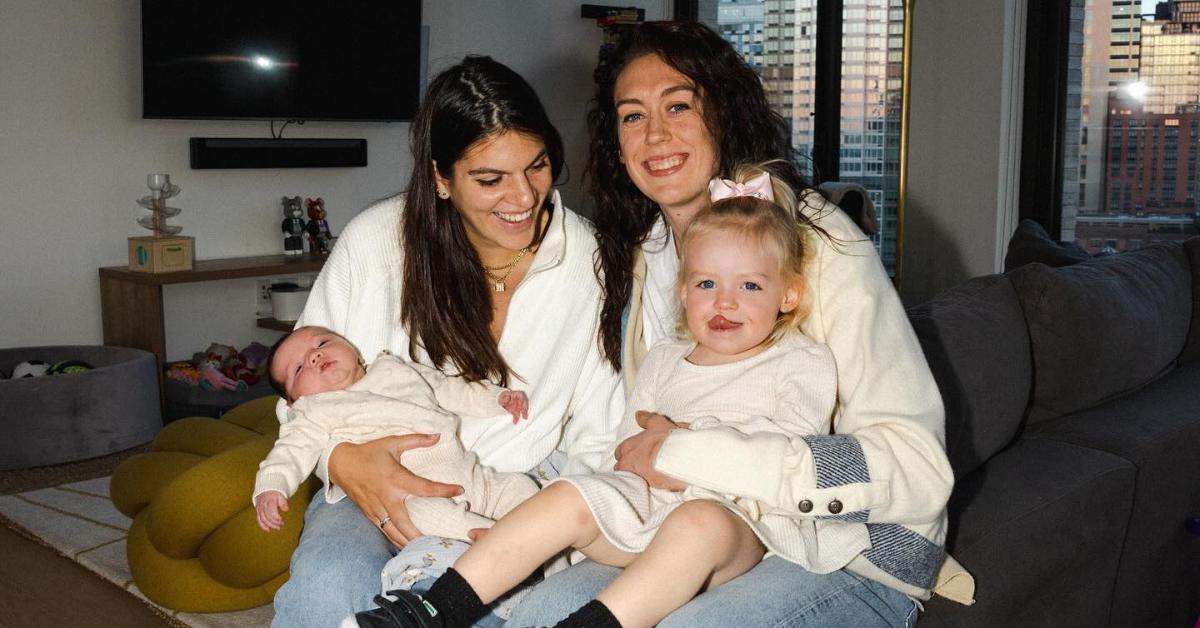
[197,354,243,391]
[222,351,259,388]
[12,360,50,378]
[304,197,334,256]
[192,343,245,391]
[193,343,237,368]
[281,196,306,256]
[47,360,94,375]
[239,342,270,378]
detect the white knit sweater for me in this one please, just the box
[286,192,625,502]
[561,334,874,573]
[628,193,959,600]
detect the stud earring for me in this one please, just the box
[436,189,450,199]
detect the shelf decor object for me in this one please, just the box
[128,173,195,273]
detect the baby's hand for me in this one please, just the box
[254,491,289,531]
[498,390,529,424]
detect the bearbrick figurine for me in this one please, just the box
[281,196,306,256]
[304,197,333,256]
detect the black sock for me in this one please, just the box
[422,567,487,627]
[552,599,622,628]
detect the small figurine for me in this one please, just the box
[305,197,334,256]
[281,196,305,256]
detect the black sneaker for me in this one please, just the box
[353,590,447,628]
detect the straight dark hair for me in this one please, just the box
[402,55,564,386]
[587,21,816,371]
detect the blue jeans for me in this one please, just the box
[273,497,394,628]
[272,497,514,628]
[506,557,918,628]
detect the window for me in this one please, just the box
[700,0,905,273]
[1036,0,1200,254]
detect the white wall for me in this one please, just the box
[0,0,666,360]
[902,0,1025,304]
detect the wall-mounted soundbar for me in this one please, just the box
[189,137,368,169]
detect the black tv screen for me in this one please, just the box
[142,1,422,121]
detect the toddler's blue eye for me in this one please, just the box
[697,280,715,289]
[742,282,761,290]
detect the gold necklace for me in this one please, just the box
[481,247,531,293]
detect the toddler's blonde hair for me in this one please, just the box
[677,161,813,343]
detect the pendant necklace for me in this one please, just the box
[482,247,531,293]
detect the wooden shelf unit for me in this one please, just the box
[99,252,326,387]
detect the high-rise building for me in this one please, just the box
[833,1,903,269]
[706,1,901,272]
[1079,0,1200,253]
[1065,0,1144,243]
[1141,1,1200,114]
[713,1,766,68]
[1109,0,1143,86]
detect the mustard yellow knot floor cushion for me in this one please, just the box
[110,396,317,612]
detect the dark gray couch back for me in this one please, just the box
[1007,243,1193,425]
[908,274,1032,479]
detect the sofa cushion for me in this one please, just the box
[1007,242,1192,424]
[1023,361,1200,627]
[1180,237,1200,365]
[907,274,1031,479]
[920,438,1134,627]
[1003,219,1091,272]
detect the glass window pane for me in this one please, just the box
[1061,0,1200,254]
[702,0,902,274]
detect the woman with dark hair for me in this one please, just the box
[270,55,623,627]
[510,22,960,627]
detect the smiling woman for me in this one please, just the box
[509,21,955,628]
[434,132,552,261]
[268,55,624,627]
[614,54,719,229]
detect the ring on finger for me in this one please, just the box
[377,515,392,530]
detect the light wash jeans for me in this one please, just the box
[506,556,919,628]
[272,497,394,628]
[272,497,520,628]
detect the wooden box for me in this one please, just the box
[128,236,194,273]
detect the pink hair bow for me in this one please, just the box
[708,172,775,203]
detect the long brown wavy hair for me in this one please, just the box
[402,56,564,386]
[587,21,817,371]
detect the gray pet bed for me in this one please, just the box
[0,345,161,471]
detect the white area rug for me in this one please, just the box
[0,476,274,628]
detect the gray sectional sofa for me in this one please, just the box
[911,225,1200,627]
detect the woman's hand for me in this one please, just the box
[328,434,463,548]
[614,411,688,491]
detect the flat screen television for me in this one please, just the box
[141,1,422,121]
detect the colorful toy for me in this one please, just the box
[240,342,270,377]
[171,341,271,391]
[165,360,201,386]
[198,354,243,391]
[12,360,50,378]
[47,360,94,375]
[223,352,259,388]
[304,197,334,255]
[281,196,306,256]
[193,343,245,391]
